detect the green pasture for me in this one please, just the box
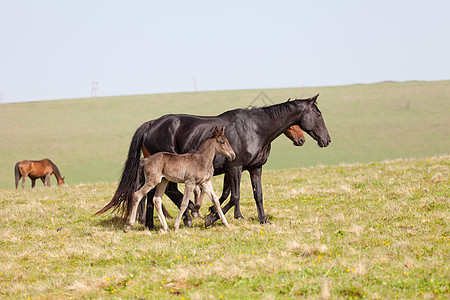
[1,80,449,189]
[0,156,448,298]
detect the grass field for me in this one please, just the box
[0,155,448,298]
[1,80,449,189]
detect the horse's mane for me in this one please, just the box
[245,100,300,120]
[50,161,62,178]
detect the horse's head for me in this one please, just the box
[58,176,65,186]
[297,94,331,148]
[213,126,236,161]
[283,125,305,146]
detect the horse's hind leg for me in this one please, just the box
[201,181,230,228]
[153,179,170,233]
[32,179,37,188]
[174,182,195,232]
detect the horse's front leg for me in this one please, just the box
[45,174,51,187]
[200,181,229,228]
[32,178,37,188]
[174,182,195,232]
[249,167,269,224]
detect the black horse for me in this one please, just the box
[96,94,331,230]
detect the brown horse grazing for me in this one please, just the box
[14,159,65,189]
[120,126,236,233]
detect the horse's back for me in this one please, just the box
[18,159,54,176]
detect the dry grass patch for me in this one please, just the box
[0,156,449,298]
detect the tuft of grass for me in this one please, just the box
[0,155,449,298]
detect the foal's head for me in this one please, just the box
[213,126,236,161]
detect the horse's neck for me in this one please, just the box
[195,139,217,164]
[249,100,307,145]
[52,164,62,180]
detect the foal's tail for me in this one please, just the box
[14,162,21,189]
[95,121,151,219]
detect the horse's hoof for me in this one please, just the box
[234,214,244,220]
[260,219,272,225]
[183,218,193,228]
[191,211,200,219]
[205,213,218,228]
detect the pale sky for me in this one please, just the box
[1,0,449,103]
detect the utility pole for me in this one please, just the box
[193,77,198,92]
[91,81,99,97]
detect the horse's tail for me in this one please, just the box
[14,162,21,189]
[95,121,150,219]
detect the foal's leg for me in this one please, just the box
[153,179,170,233]
[174,182,195,232]
[200,181,230,228]
[205,167,242,227]
[192,185,205,218]
[165,182,196,227]
[124,178,159,232]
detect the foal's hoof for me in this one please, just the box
[123,226,131,233]
[191,211,200,219]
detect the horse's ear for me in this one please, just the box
[307,93,319,106]
[287,98,291,102]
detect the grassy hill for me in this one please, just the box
[1,80,449,189]
[0,156,448,298]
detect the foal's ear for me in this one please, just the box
[220,125,225,135]
[214,126,220,136]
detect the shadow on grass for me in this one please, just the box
[94,215,165,232]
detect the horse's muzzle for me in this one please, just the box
[318,137,331,148]
[293,137,305,146]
